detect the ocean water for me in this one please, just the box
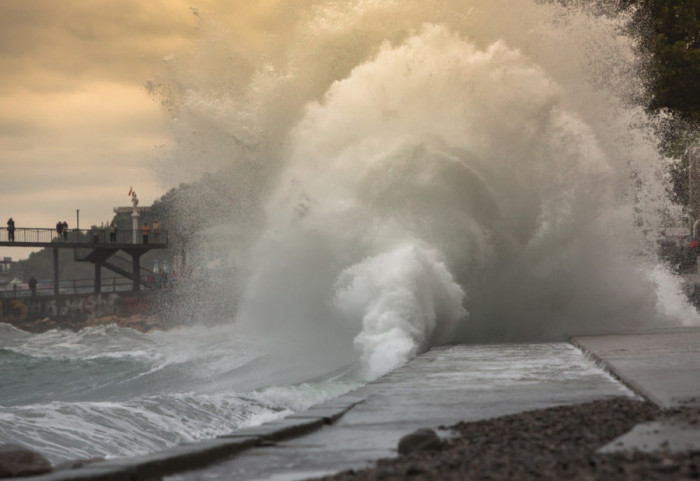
[0,322,363,464]
[3,0,700,466]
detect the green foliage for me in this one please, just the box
[617,0,700,206]
[642,0,700,123]
[665,132,700,206]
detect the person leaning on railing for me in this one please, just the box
[142,222,149,244]
[28,275,37,297]
[6,218,15,242]
[110,221,118,242]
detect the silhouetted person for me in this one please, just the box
[109,221,118,242]
[62,221,68,241]
[142,222,149,244]
[6,218,15,242]
[28,276,37,297]
[56,221,63,240]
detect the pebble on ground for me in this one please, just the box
[313,398,700,481]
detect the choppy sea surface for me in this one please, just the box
[0,322,363,464]
[0,321,634,466]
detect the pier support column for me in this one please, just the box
[132,253,141,292]
[53,248,59,296]
[94,261,101,294]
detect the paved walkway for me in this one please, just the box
[572,326,700,409]
[573,326,700,454]
[167,343,631,481]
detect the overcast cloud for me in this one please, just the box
[0,0,199,259]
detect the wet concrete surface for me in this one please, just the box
[599,421,700,454]
[574,326,700,456]
[572,327,700,409]
[166,343,632,481]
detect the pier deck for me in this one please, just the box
[1,227,168,294]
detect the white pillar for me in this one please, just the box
[132,211,140,244]
[131,193,140,244]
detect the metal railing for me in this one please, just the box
[0,277,136,298]
[0,228,168,245]
[0,273,177,298]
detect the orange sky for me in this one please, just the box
[0,0,318,260]
[0,0,200,259]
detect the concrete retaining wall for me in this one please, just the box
[0,292,150,330]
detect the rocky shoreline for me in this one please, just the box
[314,398,699,481]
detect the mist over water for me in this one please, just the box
[155,1,698,378]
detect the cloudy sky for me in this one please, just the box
[0,0,201,259]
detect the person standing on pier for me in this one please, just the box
[56,221,64,240]
[109,221,118,242]
[142,222,149,244]
[7,218,15,242]
[62,221,68,241]
[28,275,37,297]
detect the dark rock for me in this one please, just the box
[0,444,52,478]
[53,457,104,471]
[397,428,442,455]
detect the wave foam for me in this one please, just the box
[333,244,466,378]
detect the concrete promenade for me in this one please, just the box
[574,326,700,455]
[572,326,700,408]
[14,327,700,481]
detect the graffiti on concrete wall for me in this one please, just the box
[0,293,122,323]
[0,299,29,323]
[45,293,119,318]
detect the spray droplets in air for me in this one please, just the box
[158,0,698,380]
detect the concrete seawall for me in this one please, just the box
[0,292,153,332]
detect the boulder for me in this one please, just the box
[397,428,442,455]
[0,444,52,478]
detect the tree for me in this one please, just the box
[641,0,700,123]
[618,0,700,207]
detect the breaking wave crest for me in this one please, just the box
[155,2,699,379]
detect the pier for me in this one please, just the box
[0,227,168,295]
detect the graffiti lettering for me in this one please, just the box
[1,293,122,325]
[8,299,29,322]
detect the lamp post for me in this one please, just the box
[76,209,80,231]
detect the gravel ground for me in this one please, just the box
[313,398,700,481]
